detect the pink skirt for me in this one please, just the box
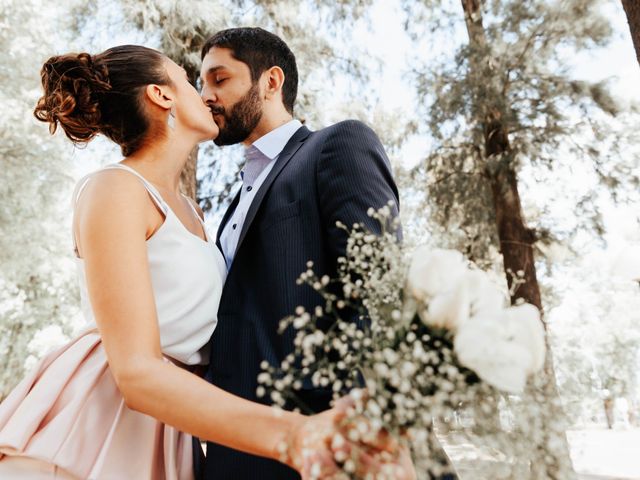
[0,455,78,479]
[0,330,194,479]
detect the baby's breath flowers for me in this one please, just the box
[258,204,549,479]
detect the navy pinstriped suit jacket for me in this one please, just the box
[202,120,400,479]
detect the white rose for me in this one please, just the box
[422,281,469,330]
[406,247,467,302]
[464,269,507,317]
[454,319,532,393]
[421,269,505,331]
[503,303,546,374]
[454,303,546,393]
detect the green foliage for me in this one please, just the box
[408,0,640,261]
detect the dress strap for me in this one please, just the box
[70,174,95,258]
[100,164,167,214]
[181,194,204,225]
[71,174,93,209]
[181,194,209,242]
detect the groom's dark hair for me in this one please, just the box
[201,27,298,114]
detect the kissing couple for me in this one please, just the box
[0,27,415,479]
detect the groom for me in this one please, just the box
[199,27,400,479]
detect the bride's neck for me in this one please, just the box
[123,135,197,194]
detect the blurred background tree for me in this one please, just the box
[0,0,82,401]
[401,1,639,476]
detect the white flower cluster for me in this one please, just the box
[257,206,549,478]
[406,247,546,394]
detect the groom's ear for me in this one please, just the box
[144,84,174,111]
[263,66,285,102]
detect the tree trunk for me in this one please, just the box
[484,112,542,310]
[622,0,640,68]
[461,2,573,478]
[180,146,198,199]
[178,63,201,200]
[460,0,540,309]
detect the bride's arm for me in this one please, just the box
[74,171,311,468]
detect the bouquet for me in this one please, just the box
[258,205,547,478]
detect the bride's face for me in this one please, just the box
[163,59,219,141]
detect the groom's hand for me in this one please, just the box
[330,425,417,480]
[285,392,416,479]
[286,407,345,479]
[330,394,417,480]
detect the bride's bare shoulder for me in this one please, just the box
[75,167,151,212]
[73,168,158,251]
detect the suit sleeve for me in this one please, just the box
[316,120,401,262]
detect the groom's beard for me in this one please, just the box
[212,82,263,146]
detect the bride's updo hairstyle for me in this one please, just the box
[34,45,171,156]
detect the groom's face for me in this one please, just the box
[200,47,264,146]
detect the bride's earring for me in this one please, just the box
[167,107,176,130]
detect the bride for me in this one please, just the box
[0,45,399,479]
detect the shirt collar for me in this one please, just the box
[250,119,303,160]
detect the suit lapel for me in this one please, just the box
[235,125,311,254]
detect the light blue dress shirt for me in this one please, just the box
[220,119,302,268]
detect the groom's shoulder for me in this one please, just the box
[315,119,378,139]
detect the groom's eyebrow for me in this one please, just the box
[200,66,226,84]
[205,66,225,76]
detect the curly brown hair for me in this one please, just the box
[34,45,171,156]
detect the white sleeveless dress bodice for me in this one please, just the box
[73,163,226,365]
